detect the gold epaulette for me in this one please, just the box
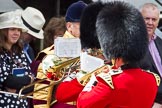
[97,68,123,89]
[144,70,161,86]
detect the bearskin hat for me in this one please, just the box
[96,1,148,63]
[80,2,104,49]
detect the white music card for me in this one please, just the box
[54,37,81,57]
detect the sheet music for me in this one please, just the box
[80,52,104,72]
[54,37,81,57]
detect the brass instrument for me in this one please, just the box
[79,65,112,86]
[18,54,80,99]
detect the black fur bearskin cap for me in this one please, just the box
[80,2,104,49]
[96,1,148,63]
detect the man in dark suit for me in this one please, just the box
[140,3,162,108]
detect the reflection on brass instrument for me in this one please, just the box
[79,65,112,86]
[18,78,61,99]
[18,54,80,99]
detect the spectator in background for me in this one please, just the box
[43,17,66,48]
[63,1,87,38]
[140,3,162,108]
[0,10,34,108]
[21,7,46,63]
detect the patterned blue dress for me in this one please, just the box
[0,49,32,108]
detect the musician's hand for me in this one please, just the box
[82,73,98,92]
[102,66,110,73]
[63,72,76,82]
[76,70,87,80]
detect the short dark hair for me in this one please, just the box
[96,1,148,63]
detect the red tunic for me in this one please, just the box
[77,68,158,108]
[55,78,84,102]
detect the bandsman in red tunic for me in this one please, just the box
[31,1,87,108]
[77,1,160,108]
[54,2,106,107]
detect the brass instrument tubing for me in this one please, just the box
[0,90,33,99]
